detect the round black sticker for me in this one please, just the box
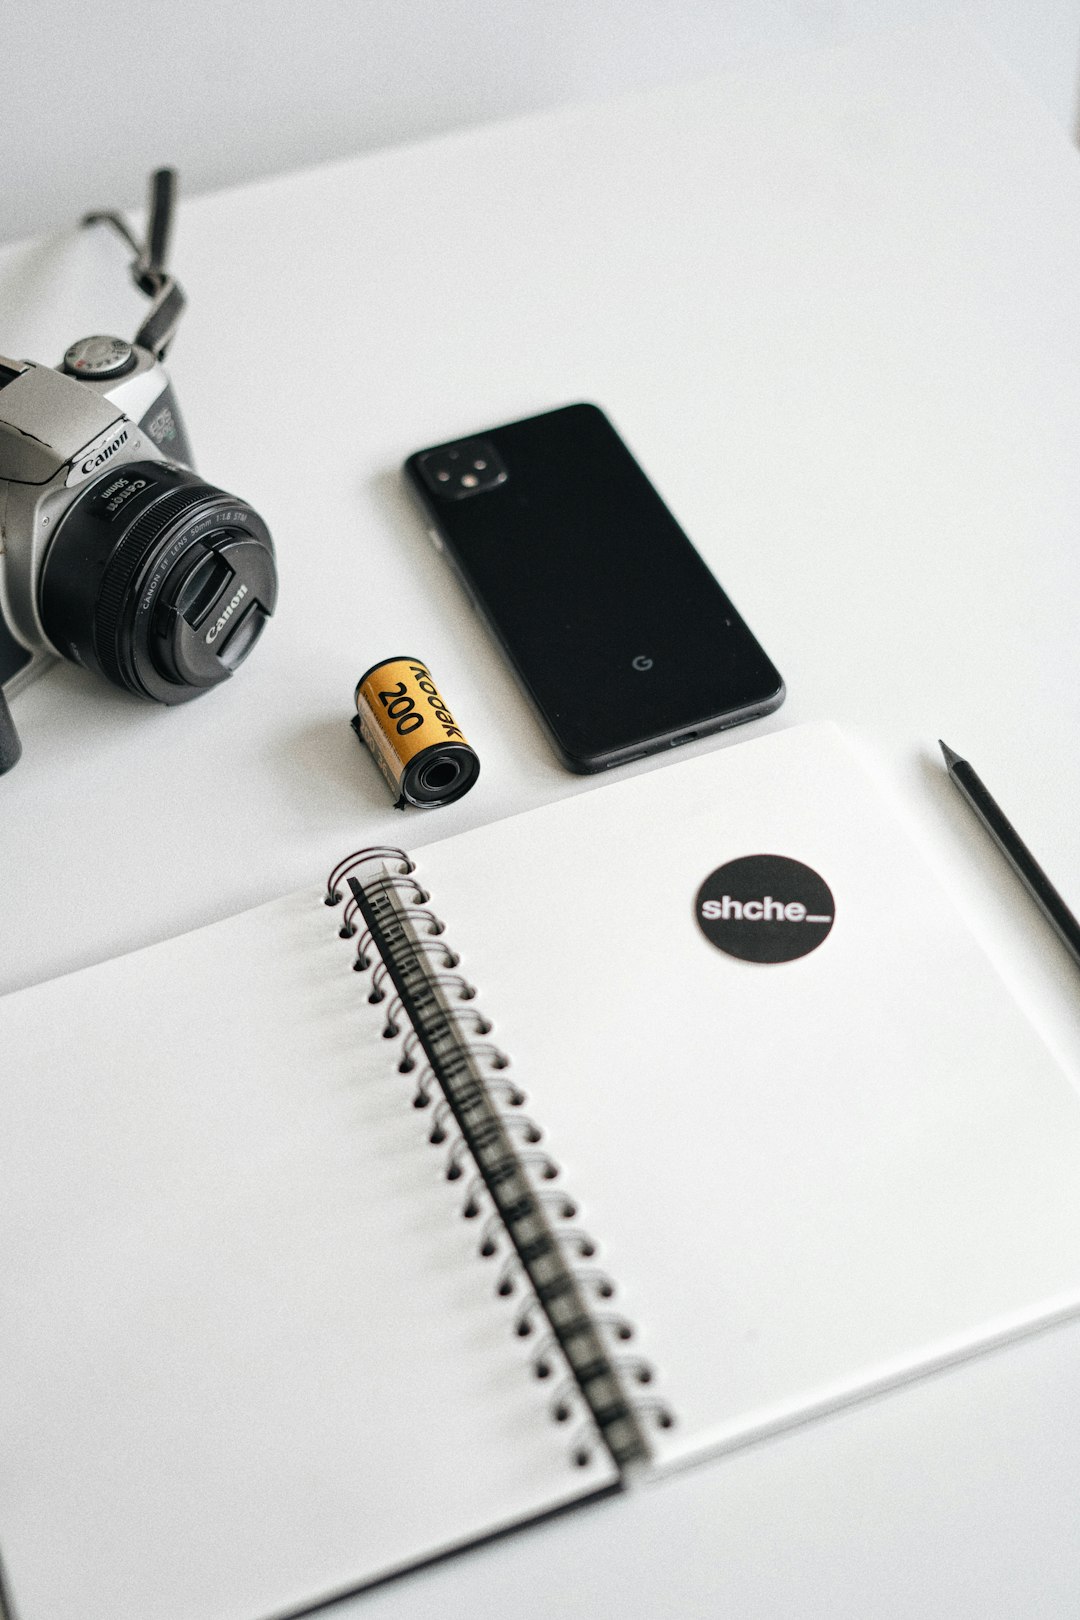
[694,854,835,963]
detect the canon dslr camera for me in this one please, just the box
[0,170,277,773]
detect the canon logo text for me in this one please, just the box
[80,426,129,475]
[205,583,248,644]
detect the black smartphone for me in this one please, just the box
[403,403,784,773]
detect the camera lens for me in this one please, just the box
[39,461,277,705]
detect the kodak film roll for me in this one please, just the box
[353,656,480,809]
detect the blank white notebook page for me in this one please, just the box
[0,894,613,1620]
[415,723,1080,1467]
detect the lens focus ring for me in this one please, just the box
[94,484,213,690]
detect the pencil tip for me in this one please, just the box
[938,739,961,770]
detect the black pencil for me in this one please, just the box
[939,740,1080,970]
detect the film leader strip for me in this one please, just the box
[325,847,673,1476]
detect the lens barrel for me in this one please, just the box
[39,461,276,704]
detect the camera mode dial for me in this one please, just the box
[62,335,136,381]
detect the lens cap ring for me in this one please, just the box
[151,531,278,688]
[40,461,277,705]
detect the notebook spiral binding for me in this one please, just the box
[325,845,674,1476]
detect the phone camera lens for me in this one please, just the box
[419,439,507,500]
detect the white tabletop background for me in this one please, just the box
[3,21,1080,1619]
[2,2,1078,245]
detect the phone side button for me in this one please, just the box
[426,527,444,552]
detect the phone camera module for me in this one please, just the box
[419,439,507,500]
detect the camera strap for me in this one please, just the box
[82,169,187,361]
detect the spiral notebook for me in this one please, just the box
[4,722,1080,1620]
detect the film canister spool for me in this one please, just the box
[353,656,480,809]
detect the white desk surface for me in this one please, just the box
[4,20,1080,1618]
